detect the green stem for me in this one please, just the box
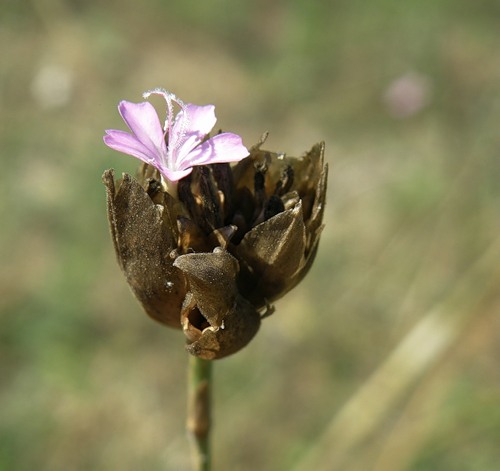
[187,356,213,471]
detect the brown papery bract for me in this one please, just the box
[103,136,328,359]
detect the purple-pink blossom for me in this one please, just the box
[103,88,249,182]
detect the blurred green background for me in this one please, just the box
[1,1,499,470]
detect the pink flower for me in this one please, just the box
[103,88,249,182]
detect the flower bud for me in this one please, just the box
[103,136,328,359]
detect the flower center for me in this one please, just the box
[143,88,189,171]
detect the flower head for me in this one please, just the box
[103,133,328,359]
[103,88,249,182]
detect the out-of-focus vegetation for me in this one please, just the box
[1,1,499,470]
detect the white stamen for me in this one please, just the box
[143,88,190,171]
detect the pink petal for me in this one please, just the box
[104,91,249,184]
[162,166,193,182]
[103,130,158,165]
[118,101,166,158]
[185,133,249,167]
[182,104,217,137]
[170,104,217,157]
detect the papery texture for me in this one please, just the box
[103,137,328,359]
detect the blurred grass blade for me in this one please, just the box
[293,237,500,471]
